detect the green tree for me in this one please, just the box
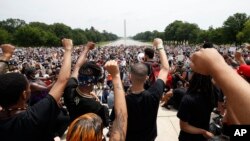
[51,23,72,39]
[14,25,47,47]
[223,13,249,44]
[100,30,118,41]
[0,18,26,33]
[165,20,183,43]
[44,32,60,46]
[196,30,208,43]
[164,21,200,45]
[85,28,96,42]
[133,30,164,42]
[72,29,88,45]
[0,28,11,44]
[29,22,51,31]
[152,30,164,40]
[241,20,250,42]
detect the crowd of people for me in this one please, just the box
[0,38,250,141]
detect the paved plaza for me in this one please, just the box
[61,107,180,141]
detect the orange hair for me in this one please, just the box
[67,113,103,141]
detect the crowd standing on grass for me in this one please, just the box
[0,38,250,141]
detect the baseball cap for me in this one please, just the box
[237,64,250,78]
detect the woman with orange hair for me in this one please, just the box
[67,60,128,141]
[67,113,104,141]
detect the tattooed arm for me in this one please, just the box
[71,42,95,78]
[104,60,127,141]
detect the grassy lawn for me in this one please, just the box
[96,41,110,47]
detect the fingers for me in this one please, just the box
[104,60,117,68]
[153,38,163,47]
[189,51,199,71]
[104,60,119,75]
[86,42,95,50]
[61,38,73,46]
[0,44,15,52]
[247,45,250,50]
[189,49,205,74]
[61,38,73,51]
[0,44,12,48]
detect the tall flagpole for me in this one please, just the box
[124,19,126,47]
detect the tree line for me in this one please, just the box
[133,13,250,45]
[0,19,118,47]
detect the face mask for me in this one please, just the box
[78,75,99,86]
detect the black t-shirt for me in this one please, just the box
[177,94,213,141]
[63,77,109,126]
[0,95,60,141]
[172,87,186,110]
[125,79,165,141]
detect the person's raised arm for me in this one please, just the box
[49,39,73,102]
[0,44,15,74]
[190,48,250,124]
[153,38,169,84]
[71,42,95,78]
[235,51,246,65]
[104,60,127,141]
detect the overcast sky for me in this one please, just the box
[1,0,250,37]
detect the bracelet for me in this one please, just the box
[157,48,164,51]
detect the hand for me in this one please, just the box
[243,43,250,50]
[86,42,95,50]
[190,48,227,75]
[90,92,100,102]
[247,45,250,50]
[61,38,73,51]
[153,38,163,47]
[161,90,173,103]
[235,51,243,61]
[104,60,120,77]
[202,130,214,139]
[0,44,15,59]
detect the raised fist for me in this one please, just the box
[86,42,95,50]
[0,44,15,59]
[104,60,119,77]
[153,38,163,47]
[235,51,243,61]
[190,48,227,75]
[246,45,250,50]
[61,38,73,51]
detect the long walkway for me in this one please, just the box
[103,38,151,46]
[156,107,179,141]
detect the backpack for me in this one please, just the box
[144,61,160,88]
